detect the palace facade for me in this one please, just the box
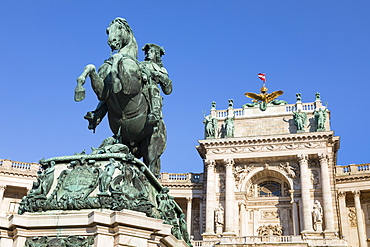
[0,92,369,247]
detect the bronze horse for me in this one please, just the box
[74,18,166,176]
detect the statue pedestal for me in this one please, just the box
[216,225,223,235]
[16,153,192,246]
[1,210,189,247]
[314,222,323,232]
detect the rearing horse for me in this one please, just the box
[74,17,166,176]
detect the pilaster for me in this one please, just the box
[0,185,6,201]
[186,197,192,234]
[352,190,367,247]
[290,190,300,235]
[337,191,349,240]
[223,158,235,236]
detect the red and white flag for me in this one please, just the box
[258,73,266,82]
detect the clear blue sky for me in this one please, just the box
[1,1,369,173]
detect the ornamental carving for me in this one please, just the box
[257,224,283,236]
[348,207,357,226]
[318,153,329,163]
[19,157,154,216]
[261,210,279,219]
[247,185,255,197]
[279,162,299,180]
[234,165,253,189]
[219,174,225,192]
[204,159,216,168]
[311,170,320,189]
[25,236,94,247]
[193,210,200,230]
[17,151,192,245]
[337,191,346,198]
[297,153,309,163]
[209,142,326,155]
[247,201,290,206]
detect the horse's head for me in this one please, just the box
[107,18,137,57]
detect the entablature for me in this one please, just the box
[197,131,339,161]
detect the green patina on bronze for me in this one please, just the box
[19,144,190,245]
[19,17,192,246]
[25,236,94,247]
[293,109,307,133]
[314,107,327,132]
[74,17,172,177]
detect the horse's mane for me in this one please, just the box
[110,17,138,58]
[110,17,134,34]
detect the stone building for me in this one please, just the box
[0,92,369,246]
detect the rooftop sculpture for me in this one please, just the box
[243,73,285,111]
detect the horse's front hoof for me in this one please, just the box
[74,90,86,102]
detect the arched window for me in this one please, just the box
[258,181,281,197]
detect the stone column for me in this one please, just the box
[290,190,300,235]
[223,158,235,235]
[298,154,313,233]
[0,185,6,201]
[186,197,192,234]
[203,159,216,236]
[337,191,349,239]
[353,190,367,247]
[318,154,335,232]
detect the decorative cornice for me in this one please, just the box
[207,142,327,156]
[198,132,335,148]
[335,174,370,183]
[197,133,336,160]
[0,171,38,178]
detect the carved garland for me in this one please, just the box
[210,142,326,154]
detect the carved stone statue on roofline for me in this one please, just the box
[203,114,218,139]
[293,109,307,133]
[314,107,327,131]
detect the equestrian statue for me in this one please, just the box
[74,17,172,177]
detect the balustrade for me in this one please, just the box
[0,159,40,172]
[336,163,370,176]
[213,103,318,119]
[159,172,203,183]
[302,103,315,111]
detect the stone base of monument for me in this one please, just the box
[0,209,188,247]
[12,150,192,246]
